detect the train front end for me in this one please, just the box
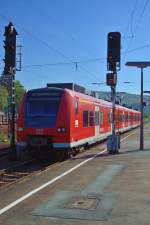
[17,87,71,158]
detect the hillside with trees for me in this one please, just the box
[93,91,150,115]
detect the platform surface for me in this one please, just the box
[0,124,150,225]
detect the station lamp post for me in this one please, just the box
[125,61,150,150]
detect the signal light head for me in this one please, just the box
[3,22,18,74]
[106,72,117,86]
[107,32,121,71]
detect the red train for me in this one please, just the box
[16,84,140,159]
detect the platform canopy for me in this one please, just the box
[125,61,150,68]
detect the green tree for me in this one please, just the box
[15,80,26,112]
[0,80,25,113]
[0,85,8,111]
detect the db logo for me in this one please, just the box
[36,128,44,135]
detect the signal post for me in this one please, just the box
[106,32,121,154]
[3,22,18,159]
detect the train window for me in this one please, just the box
[119,115,122,122]
[122,114,124,122]
[129,114,131,120]
[89,111,94,126]
[83,111,88,127]
[95,111,99,125]
[125,114,128,121]
[75,100,78,115]
[108,112,112,123]
[100,112,104,125]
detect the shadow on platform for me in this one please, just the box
[71,152,108,160]
[71,148,150,160]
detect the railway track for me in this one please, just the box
[0,151,10,162]
[0,159,53,189]
[0,145,91,190]
[0,147,10,158]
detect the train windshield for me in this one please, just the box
[25,90,63,128]
[27,97,59,117]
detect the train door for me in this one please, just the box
[128,112,131,127]
[95,106,100,137]
[123,111,125,128]
[107,108,112,133]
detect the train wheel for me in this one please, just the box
[49,149,57,162]
[57,151,66,162]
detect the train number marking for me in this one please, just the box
[36,128,44,135]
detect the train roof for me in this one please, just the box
[27,86,140,114]
[65,88,140,113]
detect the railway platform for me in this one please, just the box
[0,124,150,225]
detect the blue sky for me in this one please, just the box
[0,0,150,94]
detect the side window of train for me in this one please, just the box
[83,111,88,127]
[95,111,99,125]
[119,114,122,122]
[123,115,125,122]
[89,111,94,126]
[75,100,79,115]
[128,114,130,121]
[108,112,112,123]
[100,111,104,125]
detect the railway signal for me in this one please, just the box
[107,32,121,71]
[3,22,17,74]
[106,73,117,86]
[106,32,121,154]
[3,22,18,160]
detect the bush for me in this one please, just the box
[0,132,8,143]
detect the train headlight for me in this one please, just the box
[57,127,66,133]
[57,128,61,132]
[61,128,66,132]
